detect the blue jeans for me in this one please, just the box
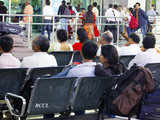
[127,27,134,37]
[141,24,147,37]
[42,19,52,40]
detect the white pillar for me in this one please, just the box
[8,0,11,23]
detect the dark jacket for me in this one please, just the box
[95,63,126,77]
[133,8,148,28]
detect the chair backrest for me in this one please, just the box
[27,66,64,80]
[120,55,135,68]
[71,77,115,111]
[72,51,82,64]
[21,67,64,100]
[0,68,27,99]
[27,77,76,115]
[49,51,74,66]
[145,63,160,88]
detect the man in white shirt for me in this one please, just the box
[67,41,98,77]
[21,35,57,68]
[128,33,160,69]
[0,36,21,68]
[41,0,53,40]
[105,4,120,43]
[119,33,141,56]
[97,31,113,56]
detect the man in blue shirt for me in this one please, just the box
[133,2,148,37]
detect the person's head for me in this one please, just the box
[32,35,50,52]
[151,4,155,9]
[109,4,113,8]
[100,45,119,66]
[128,33,140,44]
[81,41,98,61]
[114,4,118,10]
[0,35,14,53]
[68,6,72,10]
[57,29,68,43]
[0,1,4,6]
[101,31,113,45]
[118,5,123,11]
[81,8,86,13]
[128,7,133,14]
[88,5,92,11]
[77,28,89,43]
[135,2,140,10]
[67,2,71,6]
[45,0,50,6]
[142,33,156,50]
[62,0,66,5]
[26,0,31,5]
[93,2,97,7]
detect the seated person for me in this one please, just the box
[54,29,73,51]
[119,33,141,56]
[67,41,98,77]
[95,45,126,76]
[0,35,21,68]
[97,31,113,56]
[128,33,160,69]
[21,35,57,68]
[72,28,89,51]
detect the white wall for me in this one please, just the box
[128,0,146,10]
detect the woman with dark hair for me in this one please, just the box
[83,5,96,40]
[95,45,126,76]
[54,29,73,51]
[72,28,89,51]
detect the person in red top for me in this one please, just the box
[72,28,89,51]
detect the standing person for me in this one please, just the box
[133,2,148,37]
[42,0,53,40]
[146,4,157,32]
[58,0,70,31]
[23,0,34,37]
[92,2,99,18]
[118,5,125,34]
[78,8,86,28]
[0,1,7,22]
[83,5,96,40]
[105,4,120,43]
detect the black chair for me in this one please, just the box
[145,63,160,88]
[72,51,82,64]
[5,77,76,119]
[21,67,64,102]
[120,55,135,68]
[0,68,27,118]
[72,51,100,64]
[49,51,74,66]
[71,77,115,112]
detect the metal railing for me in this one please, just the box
[0,14,160,47]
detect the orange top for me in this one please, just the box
[23,4,34,23]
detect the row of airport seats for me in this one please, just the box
[1,63,159,120]
[1,66,115,119]
[49,51,135,67]
[0,52,159,119]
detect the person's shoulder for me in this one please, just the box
[22,55,34,62]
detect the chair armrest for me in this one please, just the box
[5,93,26,117]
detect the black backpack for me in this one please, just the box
[99,64,155,118]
